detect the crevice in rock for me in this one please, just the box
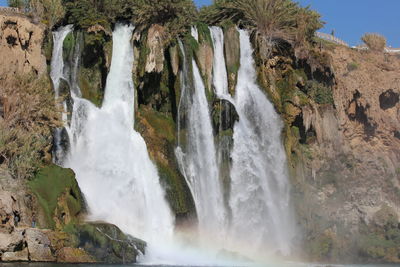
[394,131,400,140]
[347,90,377,139]
[292,114,307,144]
[379,89,399,110]
[6,35,17,46]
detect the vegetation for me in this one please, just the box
[362,33,386,52]
[63,0,196,45]
[0,74,60,179]
[8,0,65,28]
[347,62,359,72]
[201,0,323,60]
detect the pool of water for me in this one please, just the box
[0,263,398,267]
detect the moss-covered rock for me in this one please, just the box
[136,106,195,220]
[28,164,85,230]
[71,223,146,264]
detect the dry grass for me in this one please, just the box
[0,74,60,179]
[362,33,386,52]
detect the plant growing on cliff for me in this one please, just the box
[362,33,386,52]
[29,0,65,28]
[201,0,322,60]
[131,0,197,44]
[0,74,60,179]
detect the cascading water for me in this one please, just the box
[50,25,73,164]
[175,35,227,241]
[210,26,229,98]
[227,30,296,257]
[63,24,174,250]
[50,21,296,265]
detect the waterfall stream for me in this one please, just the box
[52,24,174,256]
[227,30,296,257]
[175,36,227,242]
[50,22,296,265]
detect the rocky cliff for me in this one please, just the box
[261,44,400,263]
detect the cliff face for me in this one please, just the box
[0,14,46,78]
[283,46,400,262]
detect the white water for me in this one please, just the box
[175,35,227,242]
[49,25,73,164]
[210,26,229,98]
[227,30,296,257]
[50,25,73,97]
[63,24,174,250]
[50,23,296,266]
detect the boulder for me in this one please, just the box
[0,229,24,252]
[1,248,29,262]
[56,247,95,263]
[76,223,146,264]
[25,228,55,262]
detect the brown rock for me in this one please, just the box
[0,229,24,252]
[145,24,165,73]
[25,228,55,262]
[56,247,95,263]
[1,248,29,262]
[224,26,240,96]
[169,44,180,76]
[0,14,46,78]
[196,42,213,93]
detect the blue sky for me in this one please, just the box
[194,0,400,47]
[1,0,398,47]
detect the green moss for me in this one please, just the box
[79,61,105,107]
[196,22,213,47]
[63,32,75,61]
[309,233,334,259]
[140,108,175,143]
[28,164,84,229]
[157,162,191,215]
[304,80,333,105]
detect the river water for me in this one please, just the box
[0,262,397,267]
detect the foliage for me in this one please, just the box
[29,0,65,28]
[347,62,358,72]
[0,74,60,179]
[63,0,197,45]
[304,80,333,105]
[362,33,386,52]
[7,0,27,9]
[201,0,323,59]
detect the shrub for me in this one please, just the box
[0,74,60,179]
[362,33,386,52]
[347,62,358,72]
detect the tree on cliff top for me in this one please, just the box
[201,0,323,59]
[63,0,197,44]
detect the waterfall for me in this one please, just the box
[227,30,296,257]
[50,25,73,164]
[50,25,73,96]
[62,24,174,247]
[210,26,229,98]
[175,36,226,241]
